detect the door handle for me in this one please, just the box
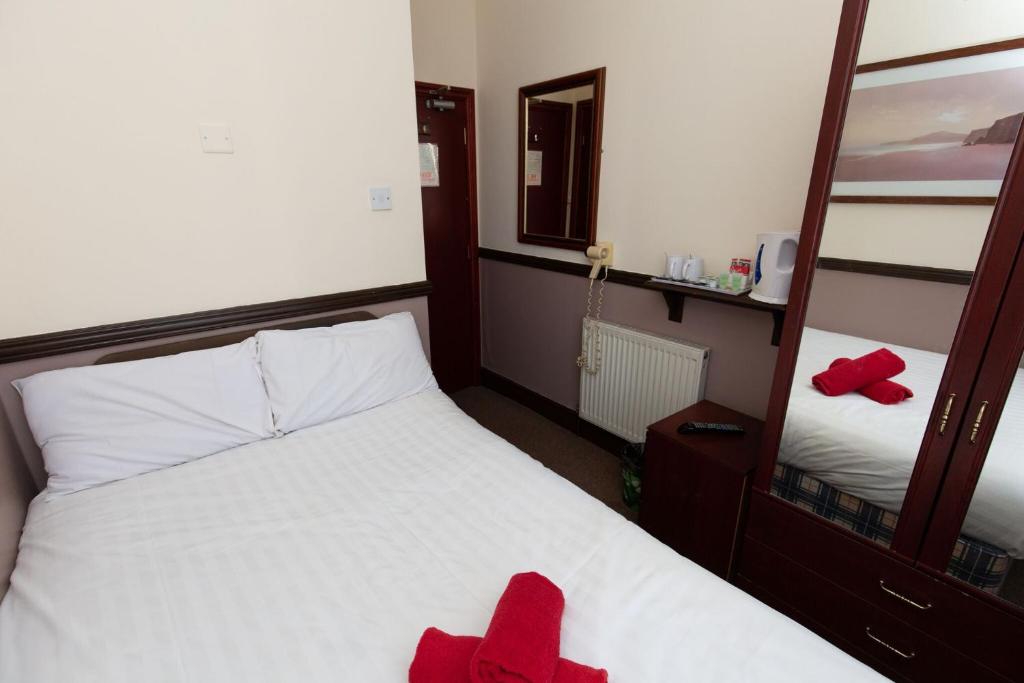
[938,393,956,435]
[969,401,989,445]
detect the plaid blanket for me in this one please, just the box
[772,462,1011,593]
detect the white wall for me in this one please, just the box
[474,0,846,277]
[819,0,1024,269]
[0,0,426,339]
[410,0,478,88]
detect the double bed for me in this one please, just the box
[0,315,882,682]
[779,327,1024,587]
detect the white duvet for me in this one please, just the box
[0,389,880,682]
[782,327,1024,556]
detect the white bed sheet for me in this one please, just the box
[782,327,1024,556]
[0,389,881,682]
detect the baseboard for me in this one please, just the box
[479,367,629,456]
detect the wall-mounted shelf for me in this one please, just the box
[642,279,787,346]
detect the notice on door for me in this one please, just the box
[526,150,543,186]
[419,143,440,187]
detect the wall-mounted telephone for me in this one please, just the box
[577,242,614,375]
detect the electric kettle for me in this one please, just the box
[750,232,799,304]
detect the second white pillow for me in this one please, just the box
[256,312,438,434]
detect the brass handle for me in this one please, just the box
[879,580,932,610]
[938,393,956,435]
[969,401,989,445]
[865,627,916,660]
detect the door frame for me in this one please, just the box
[415,81,481,387]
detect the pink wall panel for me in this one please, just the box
[806,269,968,354]
[480,259,780,420]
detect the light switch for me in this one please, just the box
[369,187,392,211]
[199,124,233,154]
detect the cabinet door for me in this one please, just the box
[757,36,1024,560]
[919,203,1024,613]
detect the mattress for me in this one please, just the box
[782,327,1024,557]
[0,389,881,682]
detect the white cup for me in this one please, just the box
[682,256,704,282]
[665,255,685,281]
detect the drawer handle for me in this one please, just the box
[865,627,916,660]
[879,580,932,610]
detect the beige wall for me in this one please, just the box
[0,0,426,339]
[819,0,1024,269]
[475,0,846,277]
[410,0,478,88]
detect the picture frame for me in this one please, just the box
[831,37,1024,205]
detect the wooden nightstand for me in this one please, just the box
[639,400,763,580]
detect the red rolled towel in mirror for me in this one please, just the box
[829,358,913,405]
[469,572,565,683]
[812,348,905,396]
[409,628,608,683]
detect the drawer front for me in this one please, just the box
[640,430,747,578]
[738,537,1007,682]
[745,492,1024,679]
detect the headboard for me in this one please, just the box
[95,310,375,364]
[0,308,397,601]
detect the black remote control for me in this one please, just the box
[677,421,745,435]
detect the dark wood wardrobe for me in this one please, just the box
[738,1,1024,680]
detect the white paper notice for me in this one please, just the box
[526,150,543,186]
[419,143,440,187]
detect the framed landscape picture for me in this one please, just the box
[831,38,1024,205]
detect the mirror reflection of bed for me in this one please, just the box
[774,255,1024,608]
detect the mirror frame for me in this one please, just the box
[517,67,606,251]
[751,0,868,491]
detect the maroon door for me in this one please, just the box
[568,99,595,240]
[416,84,479,393]
[525,100,573,237]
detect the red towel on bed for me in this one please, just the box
[829,358,913,405]
[409,628,607,683]
[470,572,566,683]
[812,348,905,397]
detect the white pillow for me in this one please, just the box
[13,338,276,496]
[256,312,437,434]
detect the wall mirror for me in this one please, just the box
[757,7,1024,611]
[517,67,606,251]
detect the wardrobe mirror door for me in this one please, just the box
[771,36,1024,548]
[941,332,1024,607]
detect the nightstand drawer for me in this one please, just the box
[640,401,762,578]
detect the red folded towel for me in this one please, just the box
[812,348,905,397]
[470,572,566,683]
[829,358,913,405]
[409,628,607,683]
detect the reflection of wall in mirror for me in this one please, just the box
[819,0,1024,270]
[804,268,968,354]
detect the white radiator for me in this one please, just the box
[579,320,709,443]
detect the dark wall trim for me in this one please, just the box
[479,247,649,287]
[829,195,996,206]
[0,280,432,364]
[816,257,973,285]
[480,367,629,456]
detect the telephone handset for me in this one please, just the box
[577,243,614,375]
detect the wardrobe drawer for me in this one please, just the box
[745,493,1024,679]
[738,537,1007,682]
